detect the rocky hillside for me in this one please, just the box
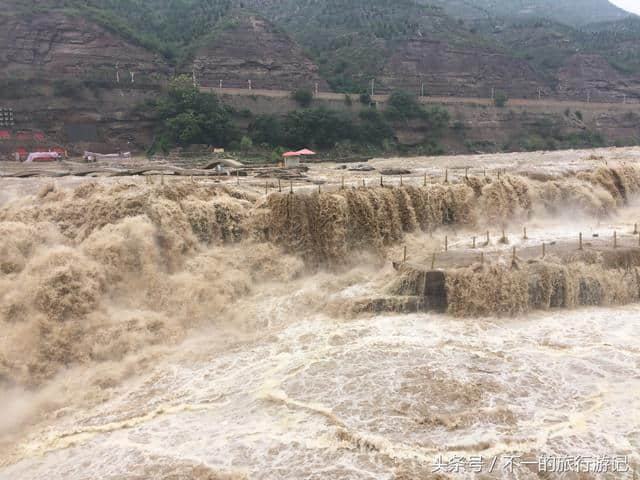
[0,5,325,152]
[0,9,173,153]
[0,11,170,84]
[193,13,326,90]
[241,0,640,99]
[426,0,631,26]
[2,0,639,99]
[380,38,549,98]
[0,0,638,153]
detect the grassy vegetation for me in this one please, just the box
[292,88,313,108]
[426,0,630,26]
[237,0,484,93]
[248,107,394,150]
[505,129,605,152]
[494,92,508,108]
[473,16,640,76]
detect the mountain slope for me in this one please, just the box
[241,0,493,92]
[425,0,632,26]
[0,10,171,85]
[193,12,327,90]
[1,0,639,100]
[0,0,235,59]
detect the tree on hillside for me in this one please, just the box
[386,89,425,120]
[282,107,356,149]
[249,114,284,146]
[151,75,237,152]
[385,89,449,129]
[292,88,314,107]
[494,91,509,108]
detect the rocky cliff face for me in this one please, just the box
[380,39,549,98]
[193,14,326,91]
[556,53,640,102]
[0,12,172,153]
[0,12,171,83]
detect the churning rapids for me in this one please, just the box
[0,148,639,479]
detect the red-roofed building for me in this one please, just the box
[0,130,10,140]
[295,149,316,156]
[34,132,45,141]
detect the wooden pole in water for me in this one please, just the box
[278,179,282,192]
[445,236,448,252]
[290,181,293,194]
[236,170,239,185]
[380,176,384,187]
[486,230,490,245]
[341,175,345,190]
[423,173,427,187]
[635,223,638,235]
[512,246,516,263]
[579,232,583,250]
[362,179,366,188]
[465,167,469,179]
[444,169,449,184]
[400,176,403,187]
[403,246,407,262]
[542,242,546,258]
[318,184,321,194]
[472,236,477,249]
[523,227,528,240]
[431,253,436,270]
[480,252,484,266]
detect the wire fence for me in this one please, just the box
[199,79,640,105]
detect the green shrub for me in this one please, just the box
[494,91,508,108]
[249,115,284,146]
[386,89,424,120]
[359,92,372,105]
[385,90,449,130]
[292,88,313,107]
[239,136,253,151]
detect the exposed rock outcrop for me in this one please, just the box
[556,53,640,102]
[193,13,326,91]
[0,12,171,83]
[380,39,549,98]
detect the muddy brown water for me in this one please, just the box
[1,148,639,479]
